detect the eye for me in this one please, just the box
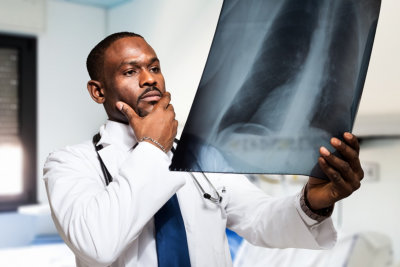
[123,69,136,76]
[150,66,160,73]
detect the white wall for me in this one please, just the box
[107,0,223,132]
[353,0,400,137]
[341,138,400,263]
[357,0,400,116]
[37,0,107,202]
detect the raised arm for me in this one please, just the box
[44,93,180,266]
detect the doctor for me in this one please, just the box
[44,32,364,267]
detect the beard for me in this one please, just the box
[136,86,163,117]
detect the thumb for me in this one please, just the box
[116,101,140,124]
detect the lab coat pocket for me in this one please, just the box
[217,185,229,219]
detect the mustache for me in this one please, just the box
[137,86,162,104]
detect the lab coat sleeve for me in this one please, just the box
[225,175,336,250]
[43,142,185,266]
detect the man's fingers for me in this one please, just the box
[318,157,346,186]
[320,147,351,178]
[116,101,140,123]
[166,102,174,112]
[318,157,354,196]
[172,119,178,136]
[154,92,171,110]
[343,132,360,154]
[320,147,362,190]
[156,93,175,119]
[166,103,176,118]
[330,137,363,175]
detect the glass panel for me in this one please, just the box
[0,48,23,195]
[0,144,23,195]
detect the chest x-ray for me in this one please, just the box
[170,0,381,179]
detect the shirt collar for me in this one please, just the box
[97,120,137,152]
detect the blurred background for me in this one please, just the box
[0,0,399,266]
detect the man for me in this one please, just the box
[44,32,364,267]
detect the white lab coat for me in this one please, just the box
[43,120,336,267]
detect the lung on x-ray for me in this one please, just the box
[170,0,381,179]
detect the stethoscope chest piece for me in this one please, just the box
[190,172,223,205]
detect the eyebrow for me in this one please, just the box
[118,57,159,69]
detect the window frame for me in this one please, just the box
[0,33,37,211]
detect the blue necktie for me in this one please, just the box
[154,194,191,267]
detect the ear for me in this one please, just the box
[87,80,105,104]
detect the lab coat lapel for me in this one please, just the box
[95,122,133,182]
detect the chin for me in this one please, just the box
[138,108,151,117]
[138,104,157,117]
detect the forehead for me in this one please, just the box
[104,37,157,67]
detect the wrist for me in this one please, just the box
[303,184,334,218]
[139,136,167,153]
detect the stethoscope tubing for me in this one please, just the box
[189,172,222,204]
[93,134,222,205]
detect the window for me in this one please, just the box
[0,33,37,210]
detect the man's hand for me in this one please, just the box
[116,92,178,152]
[306,132,364,211]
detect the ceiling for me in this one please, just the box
[59,0,131,8]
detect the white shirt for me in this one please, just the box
[43,120,337,267]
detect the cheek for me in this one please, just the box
[159,76,166,92]
[112,79,141,104]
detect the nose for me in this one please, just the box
[139,69,156,87]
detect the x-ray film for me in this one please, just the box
[170,0,381,179]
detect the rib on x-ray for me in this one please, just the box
[170,0,381,179]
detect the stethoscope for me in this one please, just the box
[93,134,223,205]
[189,172,222,204]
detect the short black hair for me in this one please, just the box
[86,32,143,81]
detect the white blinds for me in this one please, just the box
[0,48,19,144]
